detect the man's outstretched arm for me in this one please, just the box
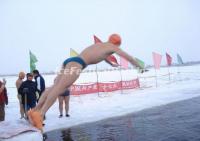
[115,49,143,69]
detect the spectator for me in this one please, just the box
[58,89,70,118]
[16,71,26,119]
[18,73,37,115]
[33,70,45,102]
[0,79,8,121]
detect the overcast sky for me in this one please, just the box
[1,0,200,74]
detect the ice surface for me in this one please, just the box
[1,65,200,141]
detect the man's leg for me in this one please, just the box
[20,103,25,118]
[18,95,25,118]
[28,63,82,131]
[58,96,64,117]
[40,63,81,117]
[35,71,64,110]
[64,96,70,116]
[35,87,52,110]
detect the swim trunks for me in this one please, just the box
[63,57,87,69]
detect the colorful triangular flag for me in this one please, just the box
[29,51,38,72]
[93,35,102,43]
[166,53,172,66]
[135,57,145,69]
[177,54,183,65]
[70,48,79,57]
[152,52,162,69]
[120,56,129,69]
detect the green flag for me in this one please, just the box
[177,54,183,65]
[29,51,38,72]
[135,57,145,69]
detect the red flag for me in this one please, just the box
[120,56,128,69]
[93,35,119,67]
[93,35,102,43]
[152,52,162,69]
[106,55,119,67]
[166,53,172,66]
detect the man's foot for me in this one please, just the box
[28,110,43,132]
[66,114,70,117]
[59,114,63,118]
[20,116,24,119]
[27,109,34,125]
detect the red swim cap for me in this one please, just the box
[108,34,121,45]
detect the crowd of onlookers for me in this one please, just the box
[0,69,70,122]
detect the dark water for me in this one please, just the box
[45,96,200,141]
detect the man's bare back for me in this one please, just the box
[79,42,118,65]
[79,42,141,68]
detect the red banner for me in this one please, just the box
[70,78,140,95]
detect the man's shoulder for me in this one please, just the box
[41,76,45,81]
[104,42,119,50]
[37,75,44,79]
[39,75,45,81]
[16,79,22,84]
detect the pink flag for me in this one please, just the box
[166,53,172,66]
[120,56,128,69]
[152,52,162,69]
[93,35,119,67]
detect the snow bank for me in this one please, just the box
[1,65,200,141]
[4,132,42,141]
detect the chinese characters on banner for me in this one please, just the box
[70,78,140,95]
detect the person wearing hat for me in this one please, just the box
[18,73,37,116]
[16,71,26,119]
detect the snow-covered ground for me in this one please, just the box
[1,65,200,141]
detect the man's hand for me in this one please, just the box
[137,67,144,73]
[36,92,40,100]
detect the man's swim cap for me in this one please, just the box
[108,34,121,46]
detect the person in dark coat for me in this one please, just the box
[18,73,37,113]
[33,70,45,102]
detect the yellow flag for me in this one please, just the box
[70,48,79,57]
